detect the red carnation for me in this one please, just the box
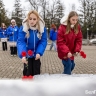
[28,50,33,56]
[80,51,84,56]
[82,54,86,59]
[21,51,27,57]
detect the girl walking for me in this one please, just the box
[49,24,57,51]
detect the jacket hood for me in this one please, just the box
[60,15,75,28]
[60,15,68,25]
[22,16,45,35]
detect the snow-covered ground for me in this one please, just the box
[0,74,96,96]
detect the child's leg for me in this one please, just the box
[27,58,33,76]
[14,47,17,55]
[10,47,14,55]
[71,60,75,71]
[50,42,53,50]
[27,58,41,76]
[5,42,7,51]
[33,58,41,75]
[3,42,5,51]
[4,42,6,51]
[62,58,72,75]
[13,46,15,55]
[53,41,57,51]
[2,42,5,51]
[23,63,28,76]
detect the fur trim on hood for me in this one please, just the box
[60,15,68,25]
[22,16,45,38]
[60,15,75,28]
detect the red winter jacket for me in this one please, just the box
[57,24,82,60]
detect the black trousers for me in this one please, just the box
[2,42,7,51]
[10,46,17,55]
[23,58,41,76]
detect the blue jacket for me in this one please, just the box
[49,28,57,41]
[7,25,19,41]
[17,26,47,58]
[0,28,7,38]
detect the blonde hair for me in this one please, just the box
[23,10,45,38]
[66,11,79,34]
[27,10,40,32]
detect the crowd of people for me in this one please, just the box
[0,19,19,56]
[0,10,82,76]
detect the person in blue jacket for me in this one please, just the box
[7,19,19,56]
[17,10,47,76]
[0,23,8,51]
[49,24,57,51]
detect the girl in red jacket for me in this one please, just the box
[57,11,82,75]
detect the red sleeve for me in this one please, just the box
[74,25,83,53]
[57,25,70,59]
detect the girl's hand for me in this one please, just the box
[22,57,27,64]
[35,54,40,60]
[67,52,72,58]
[74,52,79,56]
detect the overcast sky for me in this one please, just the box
[3,0,80,17]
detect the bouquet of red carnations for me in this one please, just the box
[21,50,34,80]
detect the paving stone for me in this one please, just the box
[0,42,96,78]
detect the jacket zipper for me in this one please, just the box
[33,30,35,53]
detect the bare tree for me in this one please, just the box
[0,0,10,26]
[55,0,65,19]
[39,0,49,21]
[79,0,96,38]
[71,4,76,11]
[26,0,65,29]
[46,0,65,24]
[12,0,23,26]
[27,0,39,11]
[27,0,49,20]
